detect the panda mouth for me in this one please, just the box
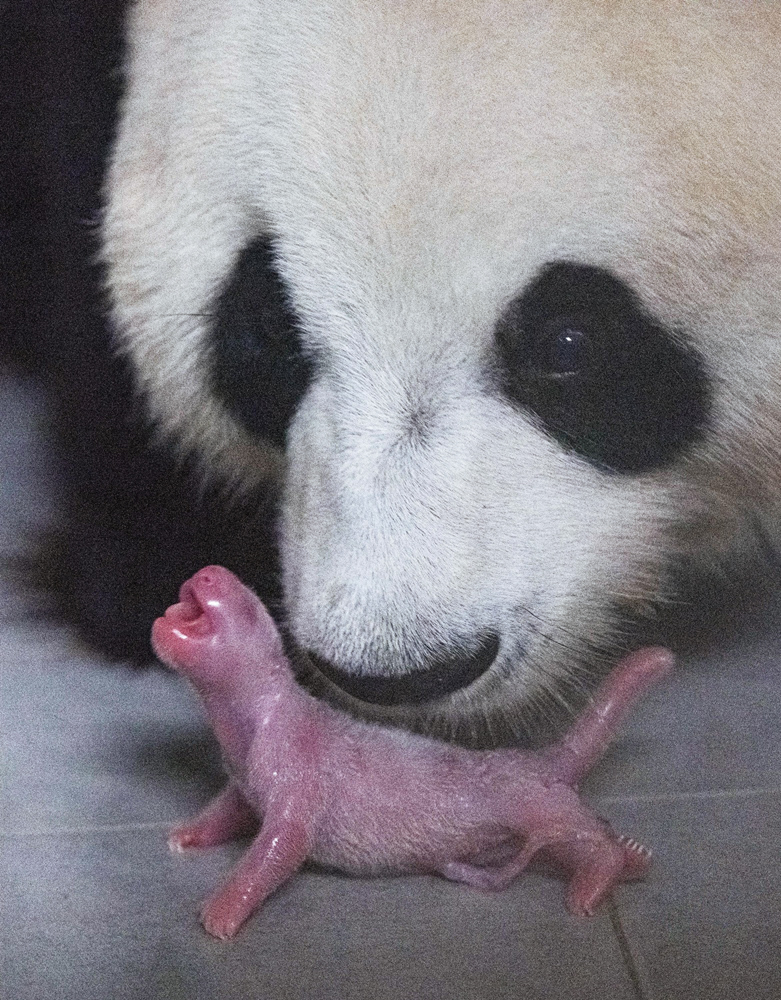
[294,633,502,707]
[161,580,212,638]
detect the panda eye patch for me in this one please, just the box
[494,262,709,474]
[210,237,314,450]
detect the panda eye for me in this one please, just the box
[210,237,313,449]
[494,261,709,473]
[544,323,588,376]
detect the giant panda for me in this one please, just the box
[6,1,781,745]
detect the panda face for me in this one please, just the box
[105,0,781,740]
[275,263,702,736]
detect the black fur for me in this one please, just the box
[210,238,314,449]
[495,262,710,473]
[1,0,281,661]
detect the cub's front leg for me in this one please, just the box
[168,781,258,852]
[199,797,313,940]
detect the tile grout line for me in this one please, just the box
[596,785,781,806]
[607,898,656,1000]
[0,820,173,838]
[2,785,780,840]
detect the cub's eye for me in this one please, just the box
[546,322,587,376]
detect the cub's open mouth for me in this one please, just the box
[161,581,211,638]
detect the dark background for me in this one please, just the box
[0,0,279,662]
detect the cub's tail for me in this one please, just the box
[546,647,674,787]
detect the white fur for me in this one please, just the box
[104,0,781,736]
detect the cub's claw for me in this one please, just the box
[617,833,652,859]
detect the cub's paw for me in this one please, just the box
[199,895,250,940]
[167,826,208,853]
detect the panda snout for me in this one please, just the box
[304,632,501,706]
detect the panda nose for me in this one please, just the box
[307,633,501,705]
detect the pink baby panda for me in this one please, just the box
[152,565,672,940]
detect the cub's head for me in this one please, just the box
[104,0,781,742]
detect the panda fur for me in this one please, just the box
[6,1,781,744]
[1,0,282,658]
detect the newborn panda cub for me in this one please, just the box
[152,566,672,940]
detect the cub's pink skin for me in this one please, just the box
[152,566,673,940]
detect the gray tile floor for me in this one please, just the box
[1,369,779,1000]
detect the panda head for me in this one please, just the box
[103,0,781,742]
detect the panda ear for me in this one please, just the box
[210,238,314,450]
[494,262,710,474]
